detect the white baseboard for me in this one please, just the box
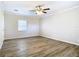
[4,35,40,40]
[0,41,4,49]
[40,35,79,46]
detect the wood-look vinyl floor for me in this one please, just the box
[0,36,79,57]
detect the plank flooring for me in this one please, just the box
[0,36,79,57]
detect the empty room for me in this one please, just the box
[0,1,79,57]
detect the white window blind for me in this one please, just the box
[18,20,27,31]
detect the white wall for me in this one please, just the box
[40,7,79,45]
[0,4,4,49]
[4,12,40,39]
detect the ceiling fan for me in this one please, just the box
[30,5,50,15]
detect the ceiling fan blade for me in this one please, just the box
[30,10,35,12]
[42,11,47,13]
[43,8,50,10]
[36,4,44,7]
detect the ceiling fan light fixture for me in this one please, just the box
[36,11,44,15]
[30,5,50,15]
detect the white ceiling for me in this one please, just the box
[3,1,79,16]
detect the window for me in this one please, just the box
[18,20,27,31]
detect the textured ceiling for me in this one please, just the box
[3,1,79,16]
